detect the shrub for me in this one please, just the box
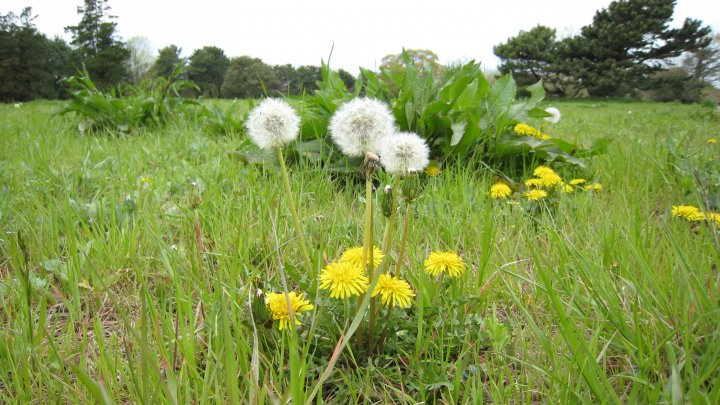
[57,65,198,134]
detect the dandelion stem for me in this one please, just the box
[394,201,413,277]
[382,177,401,251]
[376,303,393,353]
[276,147,315,280]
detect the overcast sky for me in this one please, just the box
[5,0,719,73]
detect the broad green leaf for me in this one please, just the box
[450,120,467,146]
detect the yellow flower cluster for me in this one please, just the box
[523,166,601,199]
[488,166,602,202]
[265,292,314,331]
[514,123,551,140]
[424,251,466,277]
[672,205,719,225]
[319,246,416,308]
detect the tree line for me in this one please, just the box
[493,0,719,101]
[4,0,718,103]
[0,0,356,102]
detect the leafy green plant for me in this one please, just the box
[300,51,607,170]
[58,65,198,134]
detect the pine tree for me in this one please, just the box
[65,0,130,88]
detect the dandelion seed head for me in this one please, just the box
[379,132,430,175]
[544,107,561,124]
[329,98,396,157]
[246,98,300,150]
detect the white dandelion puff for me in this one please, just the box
[378,132,430,175]
[245,98,300,150]
[329,98,396,157]
[544,107,561,124]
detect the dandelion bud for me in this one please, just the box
[380,184,394,217]
[401,170,424,203]
[188,186,202,209]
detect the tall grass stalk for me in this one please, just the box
[276,147,315,281]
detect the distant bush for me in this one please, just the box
[57,65,198,134]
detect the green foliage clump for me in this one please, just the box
[57,65,199,134]
[299,52,604,170]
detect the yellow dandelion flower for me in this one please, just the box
[708,138,717,144]
[514,123,538,137]
[525,189,547,201]
[584,183,602,192]
[265,292,314,331]
[340,246,384,270]
[525,178,543,188]
[490,182,512,199]
[533,166,555,177]
[671,205,705,221]
[319,261,369,299]
[706,212,720,226]
[569,178,586,185]
[425,251,466,277]
[425,164,440,176]
[514,123,551,139]
[372,274,415,308]
[561,183,574,193]
[539,172,562,188]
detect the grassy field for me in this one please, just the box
[1,100,719,403]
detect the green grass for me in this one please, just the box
[1,100,719,403]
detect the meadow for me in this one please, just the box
[1,99,719,403]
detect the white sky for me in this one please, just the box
[5,0,719,73]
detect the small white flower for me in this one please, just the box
[329,98,396,157]
[378,132,430,175]
[14,103,21,108]
[245,98,300,150]
[544,107,561,124]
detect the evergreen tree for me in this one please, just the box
[187,46,229,98]
[561,0,710,96]
[0,8,71,101]
[493,25,560,89]
[65,0,130,88]
[150,45,184,79]
[494,0,712,97]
